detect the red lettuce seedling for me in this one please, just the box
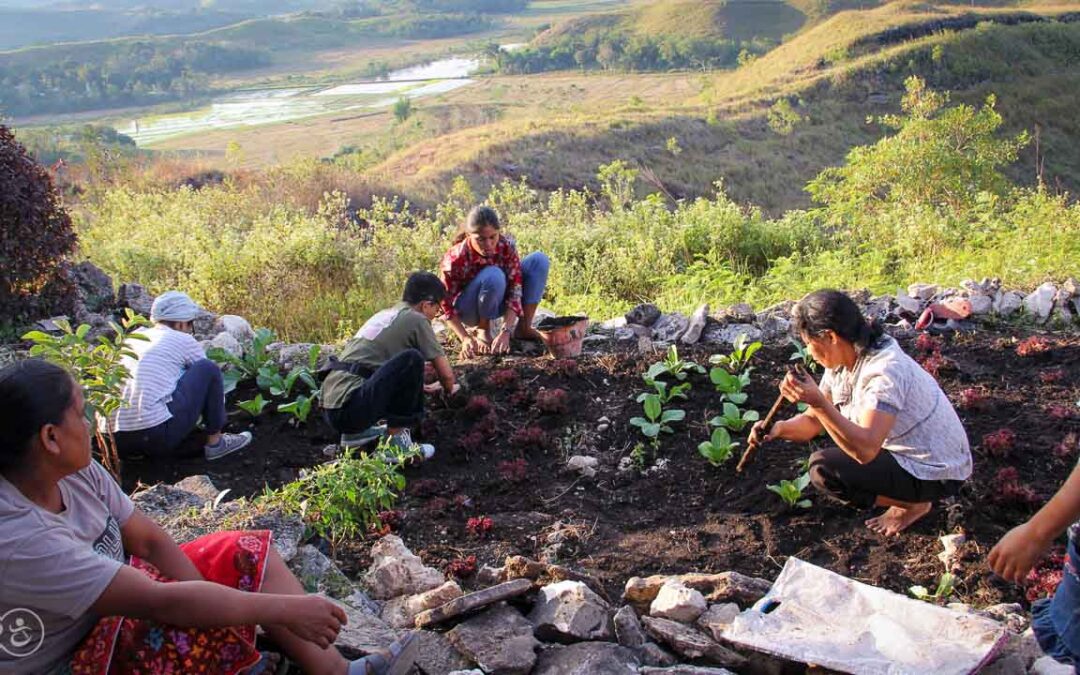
[464,395,493,420]
[1024,552,1065,603]
[1039,368,1066,384]
[982,428,1016,457]
[1055,433,1079,458]
[1047,404,1074,421]
[498,458,529,483]
[446,555,478,579]
[473,412,498,438]
[918,353,946,378]
[1017,336,1052,357]
[915,333,944,354]
[466,515,494,538]
[551,359,579,376]
[510,425,548,451]
[957,388,988,411]
[993,467,1039,506]
[536,388,569,415]
[459,430,486,454]
[488,368,520,389]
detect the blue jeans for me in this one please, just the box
[1032,535,1080,665]
[324,349,425,433]
[454,251,550,326]
[114,359,227,458]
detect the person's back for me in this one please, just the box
[109,325,205,433]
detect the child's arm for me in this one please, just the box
[989,461,1080,583]
[429,355,458,394]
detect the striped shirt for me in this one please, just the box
[106,325,206,433]
[820,336,972,482]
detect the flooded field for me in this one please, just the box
[118,54,488,146]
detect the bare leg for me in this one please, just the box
[259,548,350,675]
[514,303,544,341]
[865,496,933,536]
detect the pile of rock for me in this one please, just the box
[585,277,1078,353]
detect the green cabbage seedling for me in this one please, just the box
[767,473,812,508]
[629,393,685,438]
[237,394,268,417]
[698,427,739,467]
[909,573,956,603]
[709,402,760,432]
[710,368,750,405]
[710,333,762,374]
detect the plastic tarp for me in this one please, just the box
[723,557,1008,675]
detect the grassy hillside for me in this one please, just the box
[363,3,1080,212]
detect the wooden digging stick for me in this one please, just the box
[736,364,808,472]
[736,391,786,473]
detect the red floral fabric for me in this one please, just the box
[64,530,271,675]
[439,235,524,320]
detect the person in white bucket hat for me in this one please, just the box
[104,291,252,461]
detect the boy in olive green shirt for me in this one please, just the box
[322,272,458,457]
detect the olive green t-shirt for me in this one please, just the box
[322,303,444,410]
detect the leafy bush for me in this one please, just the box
[260,439,417,546]
[0,125,77,323]
[22,310,150,476]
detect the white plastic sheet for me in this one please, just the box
[723,557,1007,675]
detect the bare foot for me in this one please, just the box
[513,325,545,342]
[865,503,932,536]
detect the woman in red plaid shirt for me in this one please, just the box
[439,206,550,358]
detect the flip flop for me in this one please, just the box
[350,632,418,675]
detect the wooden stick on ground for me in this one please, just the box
[736,390,787,473]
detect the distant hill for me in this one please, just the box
[369,3,1080,213]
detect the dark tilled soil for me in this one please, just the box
[120,330,1080,607]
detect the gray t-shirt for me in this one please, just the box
[820,336,972,481]
[0,461,133,674]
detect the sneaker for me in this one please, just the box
[340,424,388,449]
[384,428,435,462]
[204,431,253,461]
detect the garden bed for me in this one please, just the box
[120,329,1080,608]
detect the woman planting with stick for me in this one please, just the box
[749,289,972,535]
[439,205,550,358]
[0,359,416,675]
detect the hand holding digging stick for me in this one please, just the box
[736,365,808,472]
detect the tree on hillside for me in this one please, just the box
[0,125,76,323]
[808,76,1028,230]
[393,97,414,123]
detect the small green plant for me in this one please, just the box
[237,394,269,417]
[710,333,762,374]
[698,427,739,467]
[629,393,686,440]
[709,402,760,432]
[637,379,691,405]
[710,368,751,405]
[788,338,819,373]
[909,573,956,603]
[278,394,314,424]
[767,473,812,509]
[259,438,417,546]
[644,345,705,383]
[22,309,150,477]
[630,442,651,470]
[207,327,277,393]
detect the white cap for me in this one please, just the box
[150,291,203,322]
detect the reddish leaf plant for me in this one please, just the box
[446,555,478,579]
[535,388,569,415]
[982,428,1016,457]
[993,467,1039,506]
[466,515,494,538]
[498,458,529,483]
[488,368,520,389]
[510,425,548,451]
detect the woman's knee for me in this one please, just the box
[522,251,550,274]
[807,449,833,492]
[476,264,506,290]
